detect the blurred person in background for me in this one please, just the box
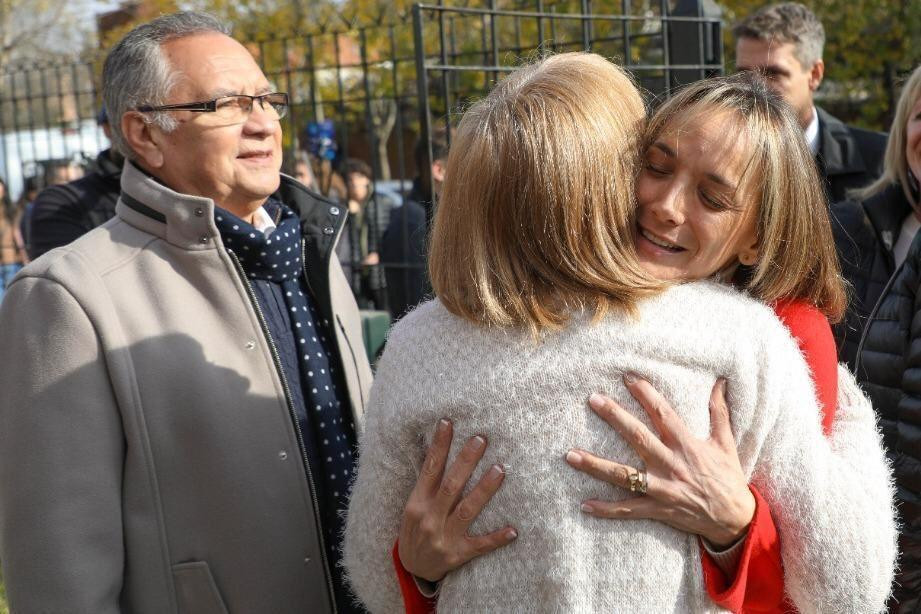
[733,2,886,204]
[27,107,124,260]
[317,156,347,202]
[380,133,447,320]
[293,151,320,192]
[15,176,42,257]
[303,122,347,202]
[49,160,85,185]
[841,64,921,611]
[832,65,921,371]
[0,178,24,300]
[338,158,396,310]
[852,66,921,612]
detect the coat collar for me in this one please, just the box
[115,161,346,261]
[863,183,913,253]
[816,106,868,177]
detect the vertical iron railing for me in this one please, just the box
[411,1,724,202]
[0,0,725,318]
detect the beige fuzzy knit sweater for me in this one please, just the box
[343,281,896,613]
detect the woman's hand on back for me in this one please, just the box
[398,418,518,582]
[565,374,755,547]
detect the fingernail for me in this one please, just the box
[506,528,518,540]
[588,394,606,410]
[438,418,451,431]
[488,464,504,479]
[565,450,582,464]
[472,435,487,450]
[581,502,594,514]
[623,372,638,384]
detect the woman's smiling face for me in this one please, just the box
[634,109,761,282]
[907,93,921,186]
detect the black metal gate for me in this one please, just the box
[411,0,724,190]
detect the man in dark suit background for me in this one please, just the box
[733,2,886,204]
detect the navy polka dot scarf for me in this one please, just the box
[214,200,357,540]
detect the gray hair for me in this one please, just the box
[102,11,231,159]
[733,3,825,69]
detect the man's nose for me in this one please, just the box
[243,103,280,136]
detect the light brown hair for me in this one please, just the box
[858,64,921,208]
[644,72,846,321]
[429,52,662,334]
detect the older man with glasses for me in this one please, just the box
[0,12,373,613]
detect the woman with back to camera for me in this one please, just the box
[0,178,25,300]
[343,54,895,613]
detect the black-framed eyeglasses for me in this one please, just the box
[136,92,289,123]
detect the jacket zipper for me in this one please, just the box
[853,210,903,373]
[226,247,339,614]
[854,261,905,375]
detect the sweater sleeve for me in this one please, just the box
[702,301,840,613]
[701,486,783,613]
[392,541,439,614]
[745,330,896,614]
[343,325,428,614]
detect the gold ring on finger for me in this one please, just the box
[628,469,648,495]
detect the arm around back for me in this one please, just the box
[703,301,839,612]
[0,274,125,612]
[748,328,896,613]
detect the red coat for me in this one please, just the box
[393,300,837,614]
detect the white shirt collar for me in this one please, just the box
[251,206,277,237]
[804,107,820,155]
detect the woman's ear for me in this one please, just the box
[121,111,166,169]
[738,242,759,267]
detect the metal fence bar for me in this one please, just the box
[0,80,9,201]
[536,0,546,49]
[413,4,720,23]
[438,0,452,145]
[489,0,500,87]
[22,70,39,171]
[413,3,434,212]
[0,1,728,320]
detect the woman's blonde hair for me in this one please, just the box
[858,64,921,207]
[429,52,662,334]
[644,73,847,321]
